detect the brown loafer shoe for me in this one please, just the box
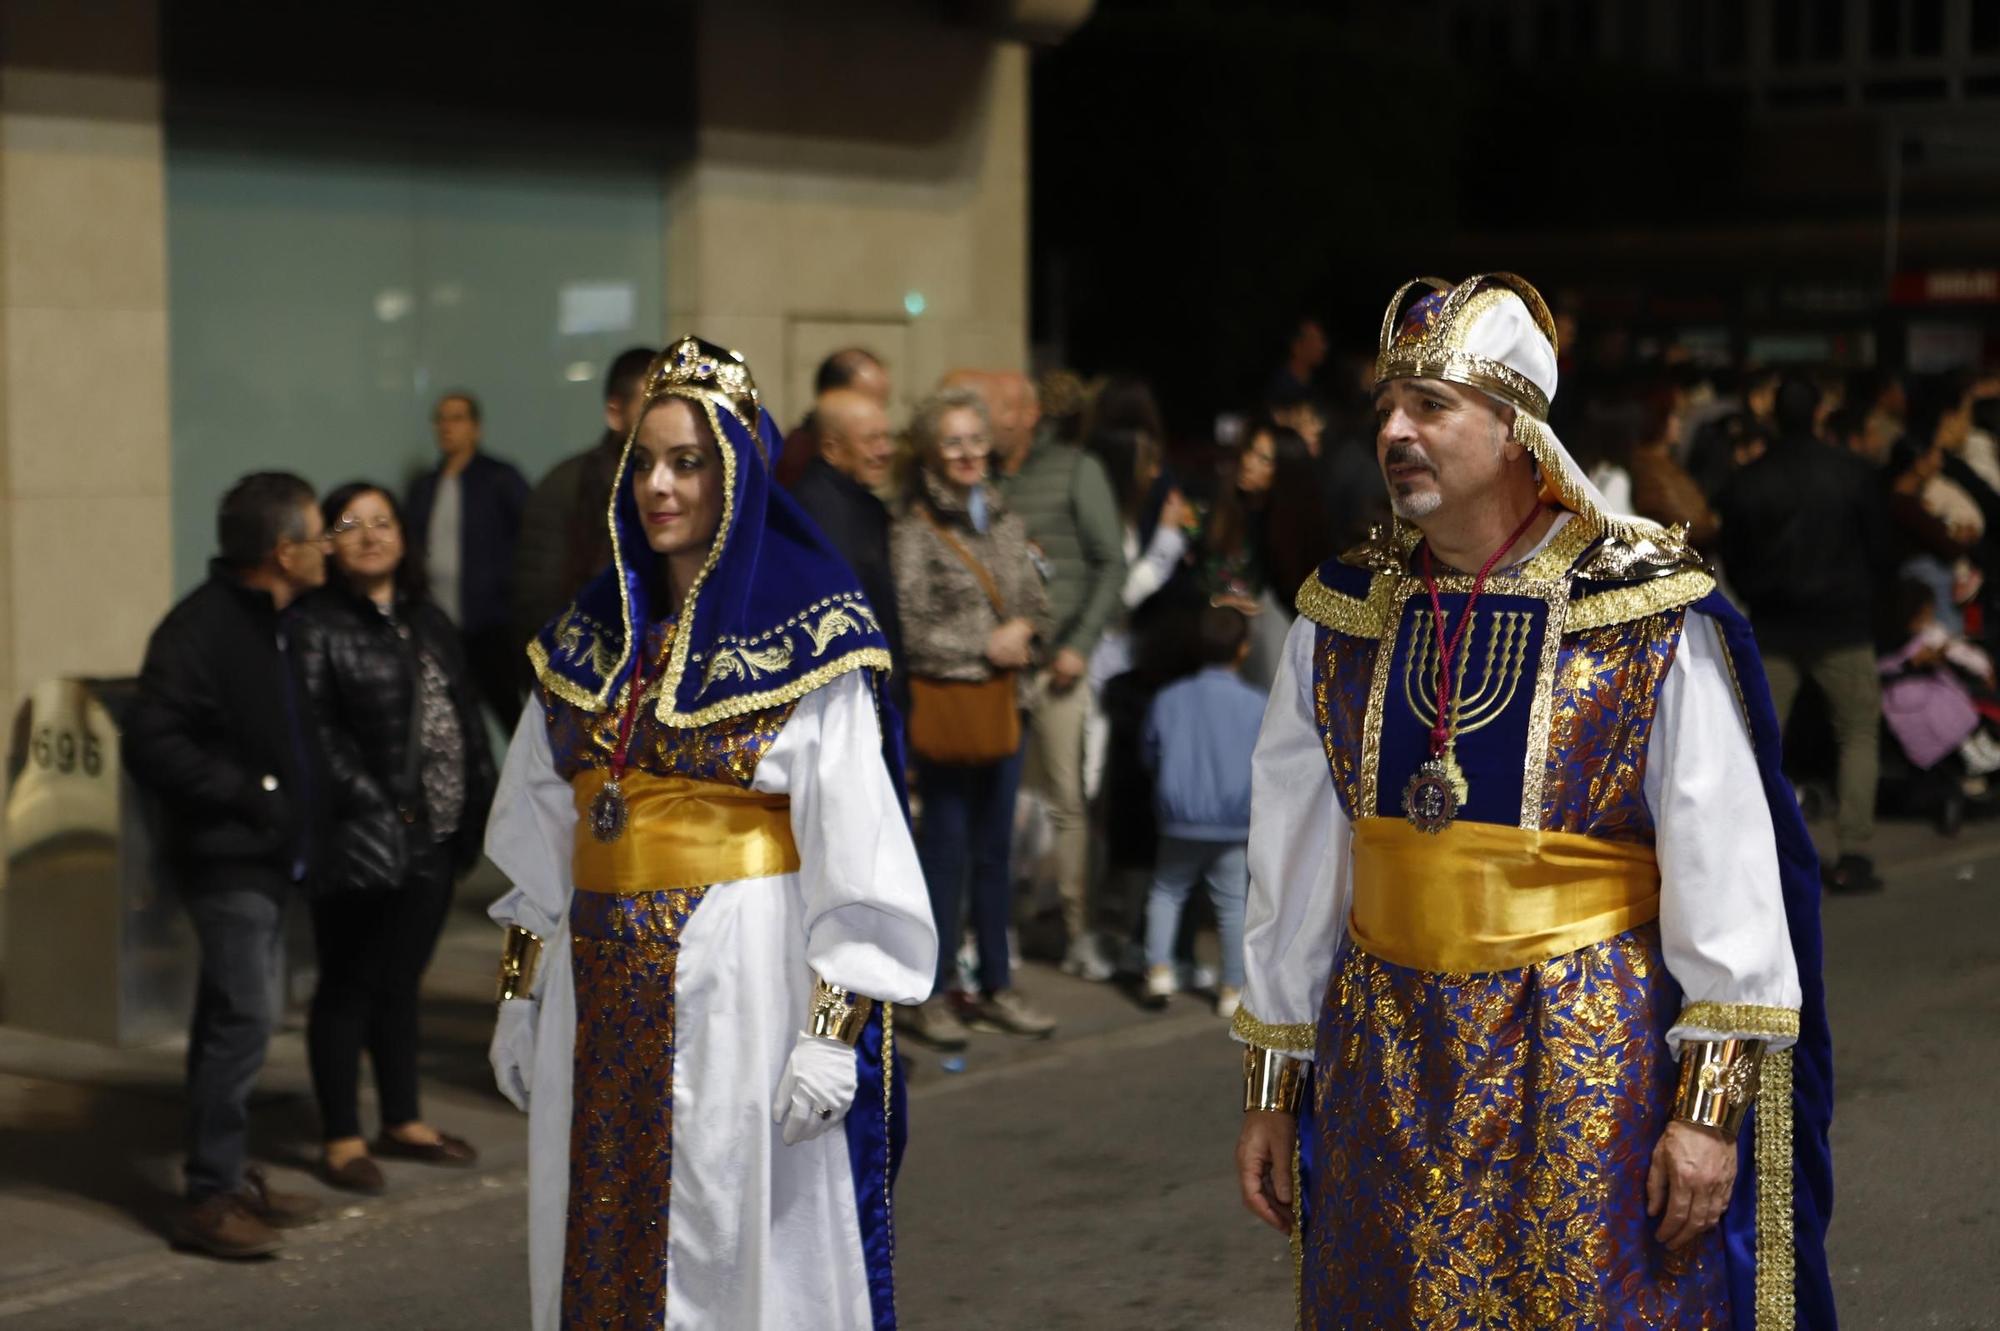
[373,1132,477,1166]
[319,1153,386,1195]
[172,1193,282,1260]
[239,1166,321,1228]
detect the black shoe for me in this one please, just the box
[1823,853,1884,894]
[1937,790,1967,838]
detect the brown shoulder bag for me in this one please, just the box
[908,508,1024,766]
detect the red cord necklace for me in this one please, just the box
[1402,504,1546,834]
[588,648,651,844]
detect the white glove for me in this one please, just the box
[773,1032,859,1145]
[490,998,538,1112]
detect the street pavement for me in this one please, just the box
[0,815,1994,1330]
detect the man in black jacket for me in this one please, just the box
[511,347,655,652]
[1718,377,1890,894]
[788,387,906,706]
[124,472,331,1257]
[407,391,531,728]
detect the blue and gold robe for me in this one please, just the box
[1236,515,1836,1331]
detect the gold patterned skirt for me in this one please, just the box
[1299,923,1730,1331]
[563,886,709,1331]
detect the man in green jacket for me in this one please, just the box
[983,369,1128,980]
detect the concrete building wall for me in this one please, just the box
[0,0,173,729]
[0,0,1035,735]
[668,3,1030,421]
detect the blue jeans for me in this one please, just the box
[1144,836,1248,990]
[914,745,1025,995]
[181,864,289,1200]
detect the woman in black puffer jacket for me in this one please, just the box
[293,481,497,1194]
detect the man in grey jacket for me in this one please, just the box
[975,369,1127,979]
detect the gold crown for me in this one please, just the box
[1373,273,1559,422]
[644,335,761,430]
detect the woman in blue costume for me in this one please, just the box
[1233,276,1836,1330]
[484,337,936,1330]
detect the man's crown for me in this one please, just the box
[644,335,761,430]
[1373,274,1560,422]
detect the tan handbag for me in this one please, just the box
[908,508,1023,766]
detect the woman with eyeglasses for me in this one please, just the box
[292,481,497,1193]
[889,386,1058,1048]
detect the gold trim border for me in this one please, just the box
[1290,1131,1304,1329]
[1516,576,1571,829]
[1754,1048,1795,1331]
[1230,1005,1315,1054]
[1566,569,1716,632]
[1678,1001,1801,1040]
[1295,573,1399,640]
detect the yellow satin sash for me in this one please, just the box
[571,769,799,894]
[1348,816,1659,973]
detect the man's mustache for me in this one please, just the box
[1383,443,1435,474]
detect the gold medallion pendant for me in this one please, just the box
[1403,756,1461,834]
[589,778,629,844]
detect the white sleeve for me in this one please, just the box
[485,700,576,954]
[1234,615,1350,1062]
[754,670,938,1006]
[1121,523,1187,609]
[1647,610,1802,1051]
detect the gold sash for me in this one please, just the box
[571,769,799,894]
[1348,816,1659,973]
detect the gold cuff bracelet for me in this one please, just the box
[1243,1045,1307,1114]
[495,925,543,1004]
[1672,1038,1764,1137]
[807,978,875,1047]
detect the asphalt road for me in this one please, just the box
[1,826,1994,1330]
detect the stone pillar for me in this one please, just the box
[0,0,173,726]
[665,2,1032,423]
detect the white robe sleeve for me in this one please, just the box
[485,700,575,963]
[1647,609,1802,1051]
[752,670,938,1007]
[1234,615,1350,1061]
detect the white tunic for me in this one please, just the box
[486,670,937,1331]
[1239,597,1802,1062]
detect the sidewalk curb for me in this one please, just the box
[0,1172,526,1319]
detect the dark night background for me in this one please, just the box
[1031,0,2000,434]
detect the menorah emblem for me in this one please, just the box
[1400,609,1534,737]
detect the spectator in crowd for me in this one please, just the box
[1717,376,1889,893]
[1891,378,1988,639]
[407,391,531,728]
[123,472,330,1258]
[1822,404,1872,460]
[1846,368,1908,465]
[790,387,906,703]
[1627,386,1721,549]
[1037,368,1091,447]
[1955,370,2000,491]
[774,347,892,490]
[1138,605,1263,1018]
[1573,409,1635,516]
[1082,424,1189,703]
[1083,371,1167,445]
[1878,574,2000,836]
[512,346,655,648]
[1265,314,1326,404]
[891,388,1055,1044]
[293,482,497,1195]
[983,369,1128,980]
[1198,418,1327,685]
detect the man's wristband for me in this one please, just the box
[807,978,875,1047]
[495,925,543,1004]
[1243,1046,1307,1114]
[1672,1038,1764,1137]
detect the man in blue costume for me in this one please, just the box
[1232,275,1836,1330]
